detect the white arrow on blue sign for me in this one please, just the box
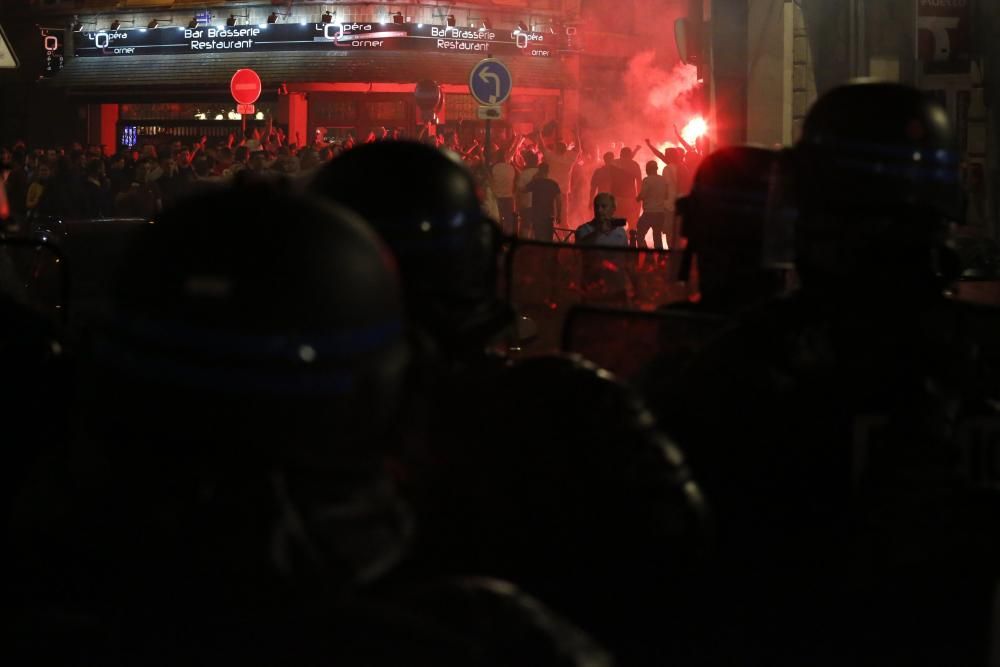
[469,58,513,106]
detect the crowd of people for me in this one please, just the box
[3,80,1000,666]
[0,119,705,249]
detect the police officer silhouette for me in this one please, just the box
[656,82,1000,665]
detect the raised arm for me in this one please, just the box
[665,164,678,211]
[673,123,694,153]
[191,136,207,159]
[462,139,481,159]
[505,134,525,162]
[644,138,668,163]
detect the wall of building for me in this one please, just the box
[799,0,854,92]
[0,12,81,146]
[866,0,917,84]
[711,0,749,146]
[978,0,999,234]
[0,1,574,146]
[745,0,816,146]
[797,0,995,235]
[746,0,786,146]
[789,2,817,140]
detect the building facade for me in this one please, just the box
[1,0,704,153]
[1,1,583,150]
[727,0,996,235]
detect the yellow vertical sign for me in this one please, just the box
[0,24,19,69]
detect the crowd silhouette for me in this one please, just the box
[2,81,1000,665]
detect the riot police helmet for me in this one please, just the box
[679,145,777,253]
[791,81,961,291]
[677,146,785,308]
[93,177,409,474]
[309,140,511,352]
[796,81,958,219]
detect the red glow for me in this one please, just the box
[659,140,681,155]
[681,116,708,145]
[579,53,701,156]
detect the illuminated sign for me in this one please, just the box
[75,22,554,58]
[121,125,138,148]
[917,0,970,63]
[41,28,63,77]
[0,23,19,68]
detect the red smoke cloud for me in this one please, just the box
[579,50,702,157]
[629,51,700,128]
[574,0,702,156]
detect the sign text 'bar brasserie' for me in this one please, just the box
[75,22,555,58]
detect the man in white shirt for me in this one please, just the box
[491,155,517,236]
[515,151,540,238]
[636,160,677,250]
[576,192,630,303]
[541,135,580,228]
[576,192,628,247]
[611,146,643,231]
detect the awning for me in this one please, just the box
[45,50,570,99]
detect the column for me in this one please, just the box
[100,104,119,155]
[711,0,749,146]
[284,92,308,147]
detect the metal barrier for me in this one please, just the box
[0,237,68,327]
[954,235,1000,281]
[1,216,151,331]
[561,305,728,383]
[503,239,693,356]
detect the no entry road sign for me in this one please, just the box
[230,68,261,105]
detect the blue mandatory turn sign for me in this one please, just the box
[469,58,513,106]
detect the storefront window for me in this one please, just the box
[312,98,359,125]
[445,93,479,121]
[509,95,557,131]
[115,101,278,151]
[309,93,414,140]
[120,102,275,121]
[365,99,408,123]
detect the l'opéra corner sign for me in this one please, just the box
[0,24,20,69]
[469,57,512,107]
